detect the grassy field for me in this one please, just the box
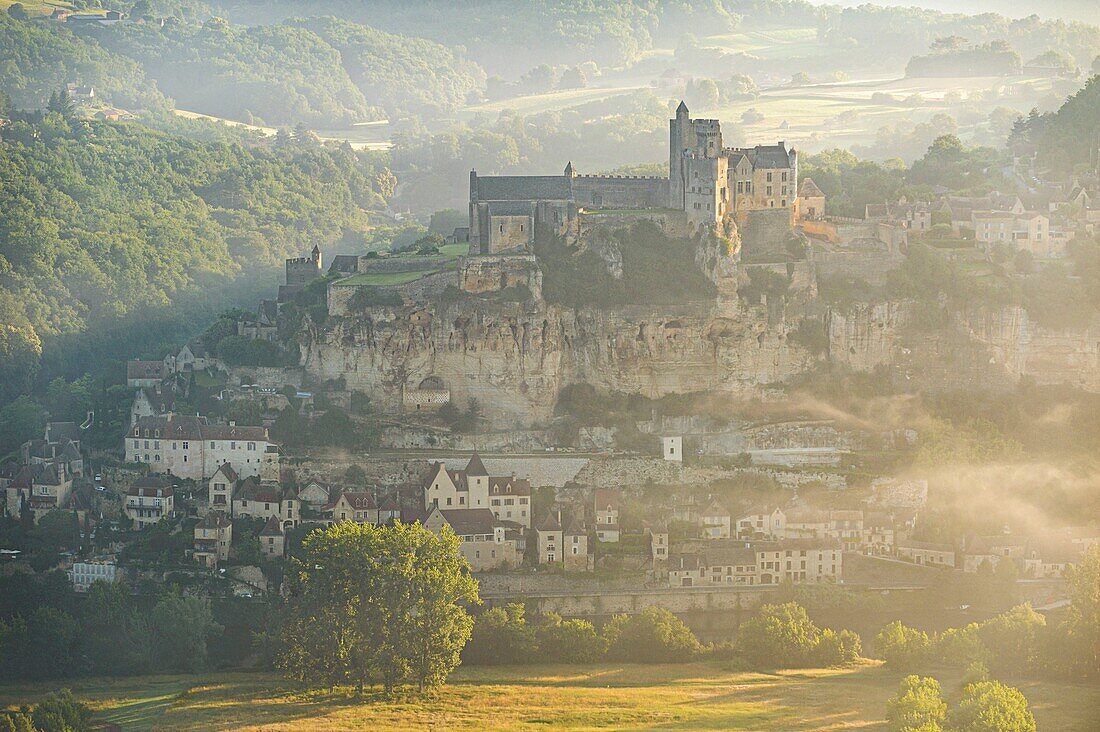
[337,270,427,287]
[0,0,99,17]
[702,27,822,59]
[2,661,1096,731]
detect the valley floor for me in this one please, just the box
[2,661,1097,731]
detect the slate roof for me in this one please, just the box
[211,462,239,483]
[259,515,284,536]
[197,511,231,530]
[473,174,573,202]
[328,255,360,274]
[536,511,562,532]
[465,452,488,476]
[46,422,81,444]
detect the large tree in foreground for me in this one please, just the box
[278,521,479,693]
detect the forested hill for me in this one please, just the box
[1011,75,1100,176]
[0,109,390,402]
[0,12,484,125]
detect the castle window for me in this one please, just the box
[737,182,743,193]
[782,172,788,182]
[767,172,773,182]
[499,224,503,233]
[767,186,772,196]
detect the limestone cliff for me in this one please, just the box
[301,297,819,427]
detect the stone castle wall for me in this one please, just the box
[740,208,796,261]
[458,254,542,298]
[572,175,669,209]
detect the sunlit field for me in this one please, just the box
[3,662,1096,731]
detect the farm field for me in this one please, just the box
[461,85,647,118]
[2,661,1097,731]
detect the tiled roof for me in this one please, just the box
[439,508,499,537]
[127,360,166,380]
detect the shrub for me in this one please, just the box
[885,675,947,732]
[535,613,604,663]
[951,681,1036,732]
[876,621,932,670]
[735,602,856,669]
[603,607,701,663]
[462,605,536,665]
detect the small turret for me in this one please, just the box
[564,161,576,178]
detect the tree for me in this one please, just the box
[6,3,28,20]
[463,604,536,665]
[876,621,932,670]
[279,522,479,693]
[736,602,838,669]
[951,681,1036,732]
[604,606,700,663]
[150,595,221,672]
[344,464,367,484]
[310,407,359,448]
[82,581,146,675]
[885,675,947,732]
[976,605,1044,674]
[1064,545,1100,676]
[536,612,604,663]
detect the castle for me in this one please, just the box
[467,101,799,253]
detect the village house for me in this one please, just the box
[593,488,621,543]
[296,480,332,512]
[126,414,278,481]
[259,516,286,559]
[130,384,176,427]
[422,453,532,529]
[826,510,864,551]
[327,490,379,525]
[175,339,217,372]
[783,509,829,539]
[6,462,75,522]
[487,475,532,529]
[125,476,175,528]
[700,498,731,539]
[661,435,683,462]
[126,360,168,389]
[535,508,590,570]
[232,477,299,532]
[864,200,933,232]
[795,177,826,220]
[897,539,956,568]
[668,538,842,587]
[862,512,900,556]
[647,523,669,564]
[735,507,786,540]
[69,561,118,592]
[194,511,233,568]
[961,534,1027,573]
[423,507,518,571]
[1021,538,1079,578]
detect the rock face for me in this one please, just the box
[301,297,819,427]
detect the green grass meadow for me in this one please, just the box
[2,661,1096,731]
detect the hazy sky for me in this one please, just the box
[804,1,1100,25]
